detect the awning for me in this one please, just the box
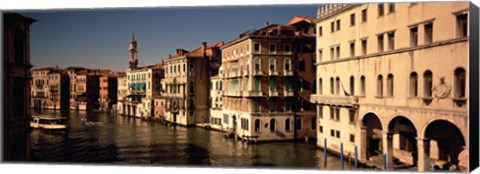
[75,92,86,96]
[137,82,146,89]
[128,83,136,89]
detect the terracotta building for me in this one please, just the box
[311,2,470,171]
[220,16,316,142]
[2,13,35,161]
[31,66,70,111]
[98,70,118,111]
[66,67,100,111]
[162,41,224,126]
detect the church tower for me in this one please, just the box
[129,34,138,69]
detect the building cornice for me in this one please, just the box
[314,4,360,23]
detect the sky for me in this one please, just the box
[18,4,320,72]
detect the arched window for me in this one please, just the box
[318,78,323,95]
[254,58,261,71]
[312,79,317,93]
[189,83,194,95]
[349,76,355,96]
[330,77,334,94]
[360,76,366,96]
[284,58,291,71]
[409,72,418,97]
[269,58,276,71]
[335,77,340,95]
[255,119,261,132]
[285,118,291,131]
[270,119,276,132]
[377,75,383,97]
[424,70,433,98]
[454,68,466,98]
[254,78,261,92]
[387,74,394,97]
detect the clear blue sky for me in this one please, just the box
[21,4,319,72]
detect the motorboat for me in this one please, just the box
[30,116,67,130]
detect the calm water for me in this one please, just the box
[30,110,364,170]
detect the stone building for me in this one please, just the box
[220,17,317,142]
[117,35,164,118]
[311,2,470,171]
[31,66,70,111]
[2,13,35,161]
[66,67,100,111]
[209,75,224,130]
[116,72,127,113]
[99,70,118,111]
[162,41,224,126]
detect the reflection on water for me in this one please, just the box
[30,110,364,169]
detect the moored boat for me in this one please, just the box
[30,116,67,130]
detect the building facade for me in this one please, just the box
[99,71,118,111]
[2,13,35,161]
[311,2,470,171]
[220,18,316,142]
[31,67,70,111]
[162,42,224,126]
[209,75,224,130]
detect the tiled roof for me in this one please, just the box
[287,15,316,25]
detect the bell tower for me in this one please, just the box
[129,33,138,69]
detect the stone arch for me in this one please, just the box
[360,112,384,159]
[423,119,466,168]
[387,115,418,165]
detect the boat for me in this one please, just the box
[30,116,67,130]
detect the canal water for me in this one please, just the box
[30,110,366,170]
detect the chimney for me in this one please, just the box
[202,42,207,58]
[265,21,269,26]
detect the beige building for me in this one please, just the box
[116,72,127,113]
[209,75,224,130]
[31,66,70,111]
[311,2,470,171]
[162,42,224,126]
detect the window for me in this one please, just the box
[349,76,355,96]
[254,43,260,53]
[254,78,261,92]
[330,107,335,120]
[269,79,276,92]
[349,42,355,57]
[335,108,340,121]
[284,58,291,71]
[285,78,292,92]
[361,9,367,22]
[295,118,302,131]
[377,34,384,53]
[424,71,433,98]
[254,58,261,71]
[270,119,276,132]
[378,4,384,17]
[335,77,340,95]
[454,68,466,98]
[336,130,341,138]
[299,59,305,71]
[387,74,394,97]
[189,63,195,76]
[284,44,291,53]
[350,13,356,26]
[285,119,291,131]
[350,134,355,143]
[269,58,276,71]
[319,126,323,133]
[335,46,340,59]
[318,49,323,62]
[349,109,355,123]
[330,77,334,94]
[361,39,367,55]
[319,26,323,36]
[456,13,468,38]
[254,119,261,132]
[331,21,335,33]
[410,72,418,97]
[318,78,323,95]
[330,129,335,137]
[388,3,395,13]
[410,26,418,47]
[269,43,276,54]
[336,20,341,31]
[425,23,433,44]
[377,75,383,97]
[330,47,335,60]
[311,118,317,130]
[254,100,260,112]
[189,83,194,95]
[386,31,395,51]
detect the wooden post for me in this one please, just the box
[340,142,344,170]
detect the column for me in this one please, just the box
[417,137,430,172]
[360,126,368,161]
[385,132,394,170]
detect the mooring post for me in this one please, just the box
[383,153,387,171]
[340,142,344,170]
[354,145,358,168]
[324,138,327,165]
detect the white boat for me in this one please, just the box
[30,116,67,130]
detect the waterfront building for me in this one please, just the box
[209,75,224,130]
[31,66,70,111]
[2,13,35,160]
[162,41,224,126]
[117,35,164,118]
[311,2,470,171]
[99,70,118,111]
[220,17,316,141]
[116,72,127,114]
[154,96,166,118]
[75,70,100,111]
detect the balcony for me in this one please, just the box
[244,91,264,97]
[268,70,279,76]
[242,70,249,76]
[310,95,359,107]
[225,91,242,97]
[227,71,238,79]
[284,70,294,76]
[163,93,185,98]
[252,70,264,76]
[268,91,280,97]
[284,90,294,97]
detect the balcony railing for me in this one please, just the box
[242,70,249,76]
[227,71,238,79]
[268,70,279,76]
[252,70,264,76]
[269,91,280,97]
[244,91,264,97]
[310,95,359,107]
[225,91,242,97]
[163,93,186,98]
[284,70,294,76]
[284,90,294,97]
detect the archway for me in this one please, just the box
[361,113,383,160]
[388,116,418,166]
[424,120,465,169]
